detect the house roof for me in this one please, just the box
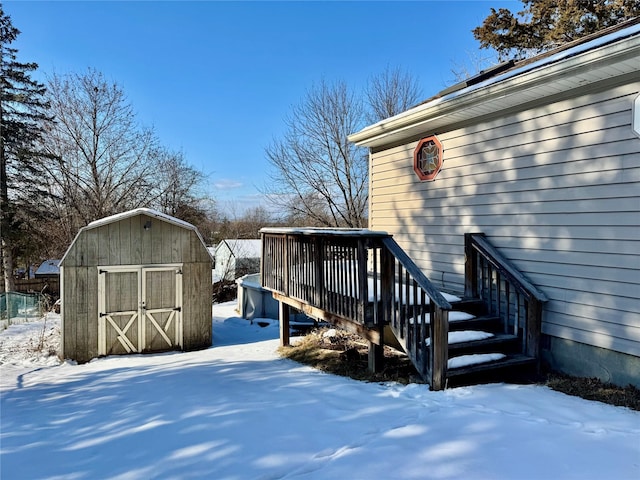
[216,239,262,259]
[349,18,640,149]
[35,259,60,276]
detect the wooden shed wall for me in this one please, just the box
[369,80,640,357]
[61,213,212,362]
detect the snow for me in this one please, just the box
[425,330,495,347]
[448,353,506,369]
[410,310,475,324]
[34,259,60,276]
[1,303,639,479]
[260,227,390,237]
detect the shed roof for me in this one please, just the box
[60,208,211,265]
[349,18,640,148]
[216,239,262,259]
[86,208,198,231]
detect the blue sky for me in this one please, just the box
[6,0,518,215]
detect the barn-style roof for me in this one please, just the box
[60,208,212,265]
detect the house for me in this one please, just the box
[348,19,640,387]
[59,208,213,363]
[35,259,60,279]
[213,239,261,282]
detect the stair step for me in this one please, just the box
[449,298,488,316]
[448,315,501,332]
[446,354,536,378]
[447,333,520,355]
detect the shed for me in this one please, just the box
[213,239,261,282]
[60,208,213,363]
[349,20,640,387]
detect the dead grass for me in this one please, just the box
[542,372,640,411]
[279,328,422,385]
[279,327,640,411]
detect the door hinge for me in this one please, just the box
[173,307,182,312]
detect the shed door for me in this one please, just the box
[98,265,183,356]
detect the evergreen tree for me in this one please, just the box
[473,0,640,61]
[0,6,50,291]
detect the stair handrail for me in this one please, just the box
[381,237,452,310]
[465,233,548,303]
[465,232,548,363]
[380,237,451,390]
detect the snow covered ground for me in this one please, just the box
[1,302,639,479]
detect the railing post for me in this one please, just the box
[430,307,449,391]
[356,238,368,324]
[313,237,324,309]
[260,232,266,288]
[464,233,479,298]
[283,234,289,297]
[526,298,542,370]
[380,245,394,329]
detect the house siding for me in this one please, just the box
[369,81,640,358]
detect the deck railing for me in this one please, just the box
[260,228,452,390]
[464,233,548,360]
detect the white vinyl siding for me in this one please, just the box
[369,81,640,357]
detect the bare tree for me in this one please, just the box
[152,148,208,219]
[42,69,160,247]
[365,66,422,124]
[449,50,500,83]
[264,80,368,228]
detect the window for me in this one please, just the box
[413,136,443,181]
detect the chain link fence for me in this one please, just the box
[0,291,49,329]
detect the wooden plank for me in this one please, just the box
[75,267,89,363]
[62,267,77,359]
[108,222,120,265]
[141,215,153,265]
[130,214,142,265]
[151,221,163,264]
[119,216,132,265]
[86,227,99,266]
[86,268,99,360]
[182,262,211,350]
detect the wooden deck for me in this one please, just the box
[260,228,547,390]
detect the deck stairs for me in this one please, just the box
[388,296,538,387]
[260,229,548,390]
